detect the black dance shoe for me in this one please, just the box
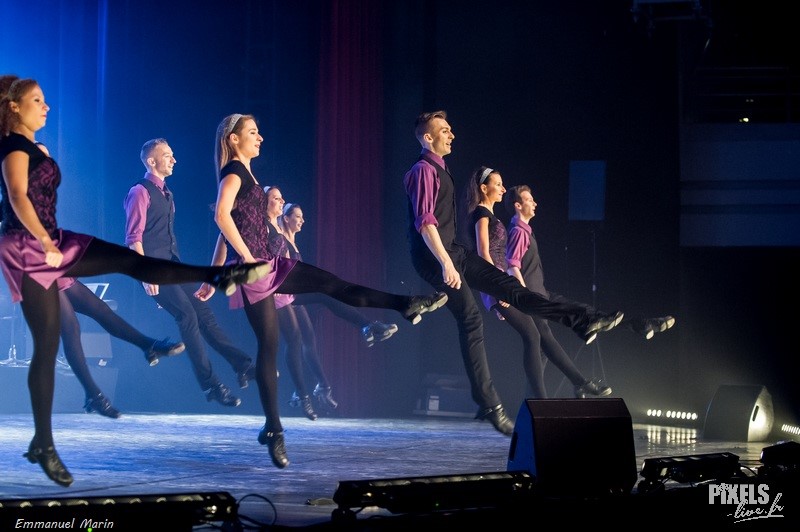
[289,392,318,420]
[576,311,624,344]
[24,442,74,487]
[84,393,121,419]
[403,292,448,325]
[313,384,339,411]
[631,316,676,340]
[361,321,399,347]
[475,404,515,436]
[144,338,185,366]
[574,378,613,399]
[210,262,271,296]
[205,383,241,407]
[236,361,256,389]
[257,427,289,469]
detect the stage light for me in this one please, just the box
[643,406,700,426]
[331,471,533,522]
[778,423,800,438]
[0,491,237,531]
[637,452,742,494]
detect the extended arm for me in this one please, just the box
[194,233,227,301]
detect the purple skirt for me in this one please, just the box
[56,277,77,291]
[228,255,298,310]
[274,293,295,310]
[0,229,93,302]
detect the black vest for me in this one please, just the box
[138,179,180,261]
[517,227,548,298]
[407,155,459,257]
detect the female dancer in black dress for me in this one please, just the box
[282,202,399,349]
[264,191,327,421]
[467,167,674,398]
[0,77,268,487]
[467,166,612,399]
[279,201,402,418]
[197,113,448,469]
[276,200,337,419]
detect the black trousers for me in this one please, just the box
[410,244,592,409]
[154,283,252,391]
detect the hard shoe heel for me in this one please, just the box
[84,393,121,419]
[475,404,514,436]
[144,338,185,366]
[205,383,241,407]
[300,395,318,421]
[313,384,338,410]
[257,427,289,469]
[574,378,612,398]
[211,263,272,296]
[403,292,448,325]
[24,442,74,487]
[288,391,301,408]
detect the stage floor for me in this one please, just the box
[0,409,796,530]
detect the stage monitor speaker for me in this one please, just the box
[507,398,637,497]
[703,384,774,442]
[568,160,606,221]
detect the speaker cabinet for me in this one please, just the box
[703,384,774,442]
[507,398,637,497]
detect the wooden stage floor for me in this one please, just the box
[0,409,797,530]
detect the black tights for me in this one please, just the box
[278,303,328,398]
[246,260,414,432]
[497,303,586,398]
[244,295,282,433]
[292,293,371,330]
[22,237,232,448]
[60,281,156,399]
[278,261,410,312]
[64,282,153,350]
[65,238,225,285]
[20,275,60,448]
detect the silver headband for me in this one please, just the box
[479,167,494,184]
[224,113,244,137]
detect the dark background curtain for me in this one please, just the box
[313,0,387,414]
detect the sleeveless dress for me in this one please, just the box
[221,160,297,309]
[0,133,92,302]
[268,222,295,310]
[470,205,508,312]
[273,233,304,310]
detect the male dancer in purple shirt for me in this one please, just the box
[403,111,623,436]
[505,184,675,347]
[124,138,255,407]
